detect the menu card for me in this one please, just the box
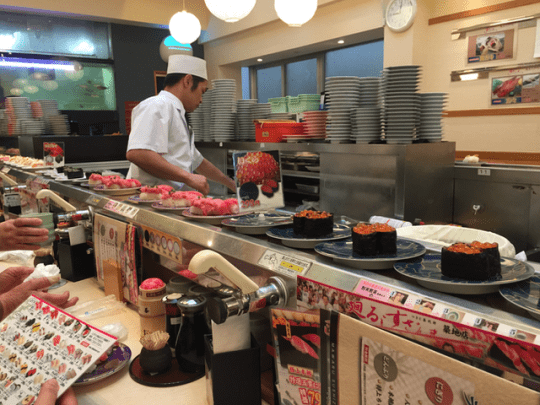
[0,295,117,405]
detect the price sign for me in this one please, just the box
[103,200,139,218]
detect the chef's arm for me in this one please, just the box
[127,149,207,192]
[195,158,236,192]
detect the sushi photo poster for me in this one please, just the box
[270,308,322,405]
[42,142,64,168]
[491,73,540,105]
[0,295,117,405]
[467,24,517,64]
[233,150,284,213]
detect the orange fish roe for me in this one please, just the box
[372,223,396,233]
[470,241,498,250]
[447,243,482,254]
[294,210,332,219]
[353,223,376,234]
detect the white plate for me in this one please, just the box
[127,195,161,204]
[221,213,293,235]
[182,210,251,225]
[93,185,140,196]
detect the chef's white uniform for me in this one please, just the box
[126,90,204,189]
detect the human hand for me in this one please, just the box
[0,218,49,251]
[35,379,77,405]
[187,173,210,195]
[0,268,78,320]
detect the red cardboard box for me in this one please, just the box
[255,120,304,142]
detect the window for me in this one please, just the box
[286,58,317,96]
[249,39,384,101]
[326,40,384,78]
[256,65,282,103]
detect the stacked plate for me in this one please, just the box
[358,77,382,107]
[187,107,204,141]
[302,111,327,139]
[325,76,362,143]
[200,89,213,141]
[250,103,272,139]
[210,79,236,142]
[236,99,257,141]
[6,97,32,136]
[417,93,447,142]
[380,66,421,144]
[48,115,70,135]
[351,107,381,143]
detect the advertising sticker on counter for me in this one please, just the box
[491,73,540,105]
[467,24,517,63]
[43,142,64,168]
[233,150,284,213]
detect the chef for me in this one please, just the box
[126,55,236,195]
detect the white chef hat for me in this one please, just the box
[167,55,207,80]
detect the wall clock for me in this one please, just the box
[385,0,417,33]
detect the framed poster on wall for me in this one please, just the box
[467,24,517,63]
[154,71,166,95]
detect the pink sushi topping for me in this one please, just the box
[140,278,165,290]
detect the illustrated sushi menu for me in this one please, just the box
[361,337,476,405]
[0,295,117,405]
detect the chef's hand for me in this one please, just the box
[35,379,77,405]
[187,173,210,195]
[0,267,78,321]
[0,218,49,251]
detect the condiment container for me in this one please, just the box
[175,295,209,374]
[138,278,166,337]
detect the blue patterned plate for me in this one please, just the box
[266,224,351,249]
[74,343,131,386]
[315,238,426,270]
[394,253,534,295]
[222,213,292,235]
[500,274,540,321]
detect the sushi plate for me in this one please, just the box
[266,224,351,249]
[394,253,534,295]
[127,195,161,204]
[314,238,426,270]
[74,343,131,386]
[221,212,293,235]
[151,201,189,212]
[93,185,140,196]
[182,210,252,225]
[500,274,540,321]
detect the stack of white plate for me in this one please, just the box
[20,119,45,136]
[6,97,31,136]
[187,107,205,141]
[250,103,272,139]
[200,89,213,142]
[48,115,70,135]
[380,66,421,144]
[351,107,381,143]
[302,111,327,139]
[210,79,236,142]
[358,77,381,107]
[325,76,362,143]
[236,99,257,141]
[418,93,447,142]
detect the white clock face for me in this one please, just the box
[386,0,417,32]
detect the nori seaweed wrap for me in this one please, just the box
[352,223,378,256]
[373,223,397,254]
[293,210,333,237]
[470,241,501,275]
[441,243,494,281]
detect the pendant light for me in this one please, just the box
[169,0,202,44]
[204,0,256,23]
[274,0,318,27]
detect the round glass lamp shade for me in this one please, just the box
[274,0,318,27]
[204,0,256,23]
[160,36,193,62]
[169,11,201,44]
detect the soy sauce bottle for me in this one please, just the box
[175,295,209,374]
